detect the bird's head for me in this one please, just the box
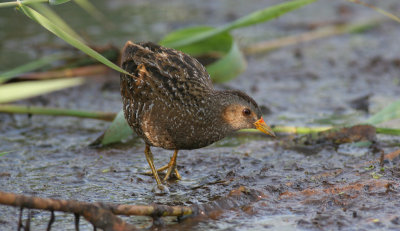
[220,90,275,137]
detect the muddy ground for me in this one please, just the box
[1,0,400,230]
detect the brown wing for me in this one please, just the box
[120,41,213,94]
[119,41,215,148]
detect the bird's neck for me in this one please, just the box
[209,90,241,133]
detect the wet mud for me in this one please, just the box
[1,0,400,230]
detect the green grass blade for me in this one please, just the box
[0,150,16,157]
[376,127,400,136]
[240,126,332,135]
[346,0,400,24]
[49,0,71,5]
[73,0,105,23]
[31,3,85,43]
[0,78,84,103]
[0,0,46,8]
[19,5,130,76]
[0,53,66,84]
[241,125,400,136]
[223,0,317,30]
[367,99,400,125]
[160,26,231,55]
[0,104,116,121]
[162,0,317,48]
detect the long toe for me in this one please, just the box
[174,168,182,180]
[163,165,181,181]
[163,149,181,181]
[163,165,173,181]
[143,164,169,176]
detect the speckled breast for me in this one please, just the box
[120,73,226,149]
[119,42,231,149]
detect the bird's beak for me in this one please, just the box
[254,117,276,137]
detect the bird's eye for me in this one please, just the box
[242,108,251,116]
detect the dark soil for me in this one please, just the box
[1,0,400,230]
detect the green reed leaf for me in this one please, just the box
[367,99,400,125]
[19,5,130,76]
[0,78,84,103]
[162,0,317,49]
[0,53,66,84]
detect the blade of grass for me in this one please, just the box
[346,0,400,23]
[162,0,317,48]
[0,78,84,103]
[367,99,400,125]
[0,53,66,84]
[160,26,231,55]
[240,126,332,135]
[18,5,131,76]
[31,3,85,43]
[73,0,106,24]
[0,0,71,8]
[0,0,46,8]
[0,150,16,157]
[49,0,71,5]
[242,125,400,136]
[376,127,400,136]
[0,104,116,121]
[222,0,317,30]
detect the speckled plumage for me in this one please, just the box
[120,41,263,150]
[120,41,274,189]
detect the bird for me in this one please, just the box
[120,41,275,192]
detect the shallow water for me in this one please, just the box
[1,0,400,230]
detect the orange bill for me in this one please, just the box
[254,117,276,137]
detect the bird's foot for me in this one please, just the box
[143,164,168,175]
[144,165,181,181]
[163,166,181,181]
[152,184,170,195]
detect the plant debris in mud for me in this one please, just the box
[285,125,378,155]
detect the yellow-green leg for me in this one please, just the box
[164,149,181,181]
[143,150,182,181]
[144,144,163,186]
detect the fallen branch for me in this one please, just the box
[0,186,263,230]
[0,191,137,231]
